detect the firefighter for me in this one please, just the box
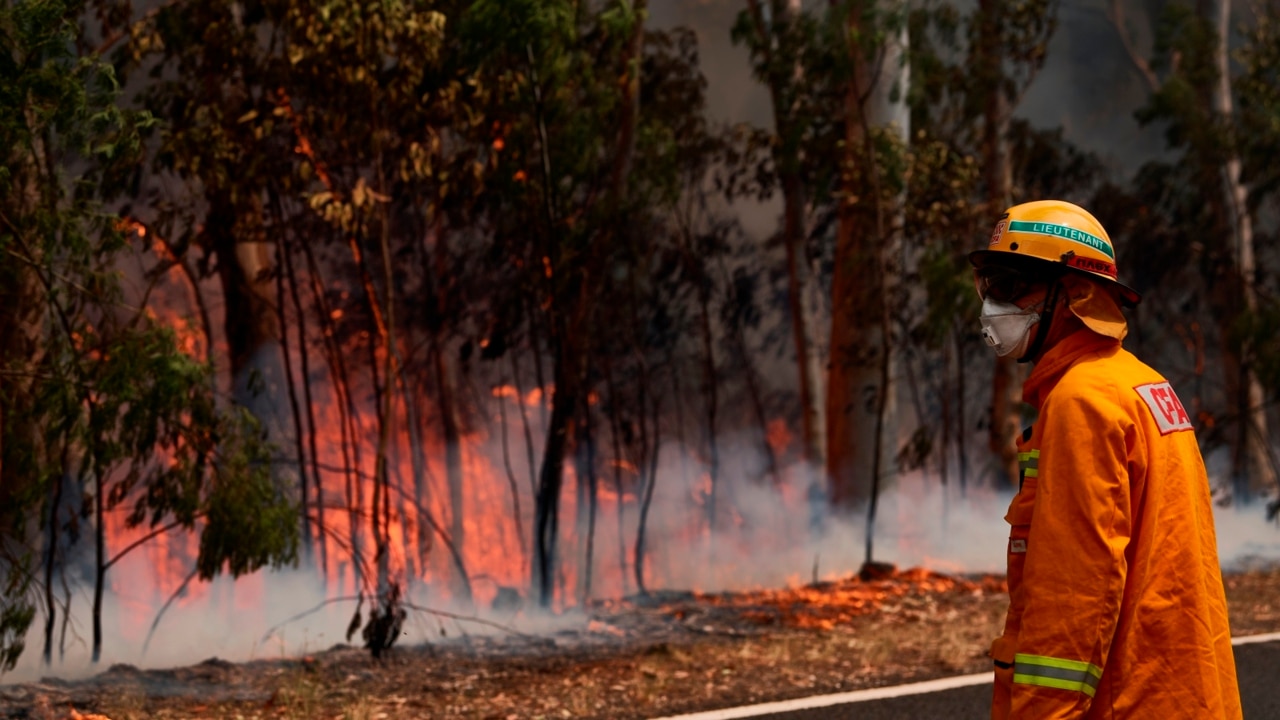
[971,200,1242,719]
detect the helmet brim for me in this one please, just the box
[969,249,1141,308]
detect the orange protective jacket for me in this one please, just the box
[991,329,1241,719]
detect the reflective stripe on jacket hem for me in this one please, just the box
[1018,449,1040,478]
[1013,653,1102,697]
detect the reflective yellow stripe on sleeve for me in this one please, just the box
[1012,653,1102,697]
[1018,449,1040,478]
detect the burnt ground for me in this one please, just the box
[2,566,1278,720]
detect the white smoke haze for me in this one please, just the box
[7,424,1274,687]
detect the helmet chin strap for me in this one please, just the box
[1018,280,1062,364]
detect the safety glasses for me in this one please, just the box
[974,266,1042,303]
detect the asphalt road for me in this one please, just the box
[656,636,1280,720]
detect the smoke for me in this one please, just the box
[1212,504,1280,572]
[4,430,1278,686]
[630,440,1014,593]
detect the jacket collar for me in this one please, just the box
[1022,329,1121,411]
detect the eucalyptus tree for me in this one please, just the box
[1127,0,1280,502]
[967,0,1055,490]
[1,0,296,669]
[888,0,1059,494]
[462,0,717,605]
[825,0,912,520]
[733,0,835,472]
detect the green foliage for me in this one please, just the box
[730,1,843,197]
[901,0,1076,355]
[1137,2,1229,172]
[0,556,34,673]
[909,134,983,348]
[1,0,298,672]
[1236,3,1280,205]
[198,407,298,579]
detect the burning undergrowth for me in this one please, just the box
[0,564,1018,719]
[594,565,1007,636]
[3,565,1278,719]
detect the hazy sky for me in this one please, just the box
[647,0,1173,179]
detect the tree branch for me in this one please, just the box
[1106,0,1159,95]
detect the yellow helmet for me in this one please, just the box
[970,199,1141,307]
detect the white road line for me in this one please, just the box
[647,673,993,720]
[649,632,1280,720]
[1230,630,1280,646]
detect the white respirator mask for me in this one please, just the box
[980,297,1041,359]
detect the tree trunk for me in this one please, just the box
[577,394,599,602]
[978,0,1022,491]
[372,168,398,605]
[604,361,631,596]
[633,369,661,596]
[272,227,311,558]
[92,456,104,663]
[610,0,647,201]
[42,453,67,665]
[954,327,971,493]
[697,287,721,534]
[0,140,50,538]
[719,272,783,488]
[512,354,540,501]
[826,0,909,511]
[745,0,826,470]
[424,222,468,564]
[433,343,466,567]
[534,337,577,608]
[1212,0,1276,500]
[301,240,364,592]
[280,223,327,574]
[208,193,282,410]
[497,369,529,572]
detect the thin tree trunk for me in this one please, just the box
[698,290,720,535]
[58,570,71,661]
[343,228,392,602]
[432,342,466,569]
[301,240,363,592]
[578,394,599,602]
[209,194,281,413]
[498,370,529,570]
[1212,0,1276,499]
[42,451,67,665]
[940,337,952,490]
[273,226,311,558]
[526,36,577,610]
[955,327,970,493]
[827,0,908,510]
[978,0,1021,491]
[634,373,662,595]
[534,345,576,608]
[528,303,550,429]
[373,155,398,601]
[847,8,904,564]
[424,221,467,563]
[512,353,540,499]
[720,286,783,489]
[610,0,647,200]
[280,220,327,576]
[604,361,630,596]
[410,387,434,577]
[744,0,825,469]
[92,454,104,663]
[783,177,825,468]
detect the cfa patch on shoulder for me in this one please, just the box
[1134,381,1193,435]
[1009,539,1027,554]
